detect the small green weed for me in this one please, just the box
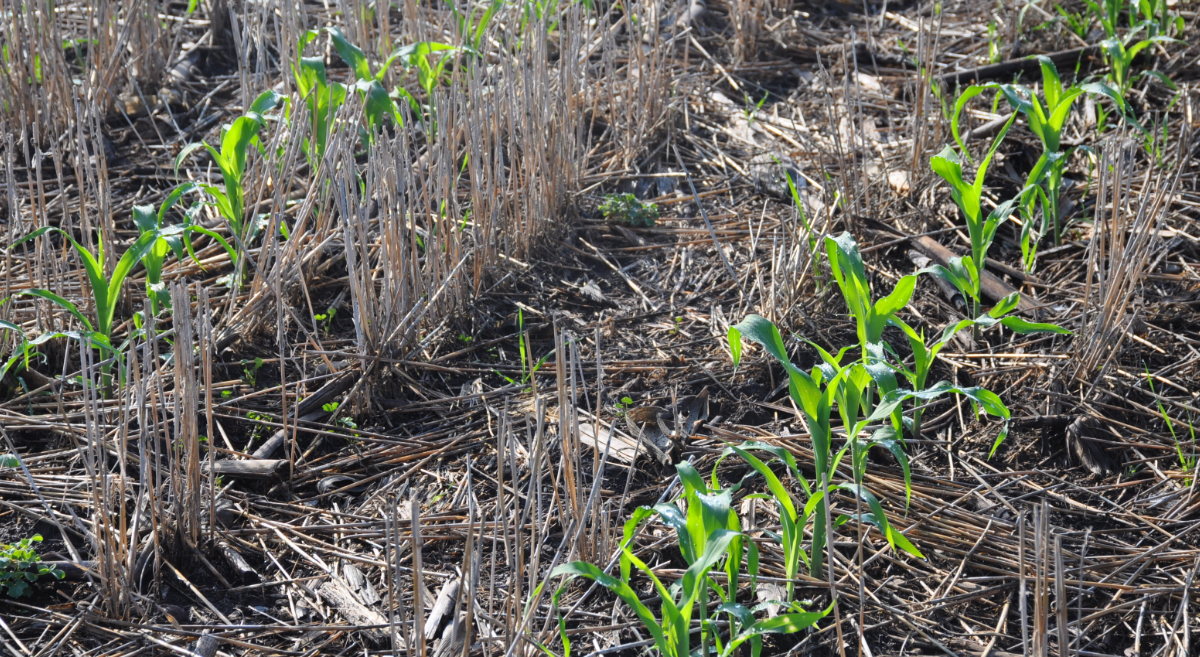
[242,357,264,387]
[0,535,63,598]
[1146,369,1198,485]
[599,193,658,227]
[495,310,553,388]
[314,307,337,334]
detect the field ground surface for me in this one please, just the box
[1,0,1199,655]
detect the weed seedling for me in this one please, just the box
[1146,369,1198,485]
[314,307,337,334]
[0,535,63,598]
[242,357,264,387]
[495,310,553,389]
[599,193,658,227]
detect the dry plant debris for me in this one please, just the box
[0,0,1199,655]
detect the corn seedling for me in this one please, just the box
[132,182,237,315]
[954,59,1128,255]
[390,41,457,137]
[642,462,755,655]
[293,30,348,167]
[729,317,935,576]
[888,292,1069,443]
[1058,7,1091,40]
[325,27,404,145]
[0,535,63,598]
[824,231,913,418]
[712,441,810,598]
[1101,31,1180,98]
[175,90,282,272]
[448,0,501,56]
[1135,0,1184,36]
[930,117,1021,319]
[1084,0,1123,38]
[730,314,1015,578]
[7,226,172,392]
[550,461,828,657]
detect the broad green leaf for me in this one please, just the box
[327,27,372,81]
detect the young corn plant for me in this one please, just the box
[729,315,1015,577]
[887,292,1069,443]
[714,442,811,599]
[549,464,829,657]
[448,0,501,58]
[133,183,237,315]
[7,226,168,392]
[1101,30,1180,98]
[632,462,757,656]
[930,115,1021,320]
[293,30,348,168]
[824,231,912,422]
[1083,0,1123,38]
[953,59,1128,257]
[390,41,457,137]
[729,317,937,577]
[1135,0,1184,36]
[175,89,282,275]
[325,27,404,145]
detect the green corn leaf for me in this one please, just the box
[327,27,372,81]
[740,604,833,636]
[679,529,740,609]
[727,325,743,369]
[132,204,157,234]
[729,315,824,417]
[988,293,1021,318]
[998,316,1072,334]
[826,233,872,335]
[98,229,162,337]
[1037,56,1063,112]
[174,141,208,175]
[950,84,994,156]
[652,502,697,565]
[619,506,655,582]
[185,225,238,266]
[875,275,916,323]
[865,426,912,505]
[931,146,976,222]
[550,562,671,655]
[14,289,93,332]
[248,89,282,119]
